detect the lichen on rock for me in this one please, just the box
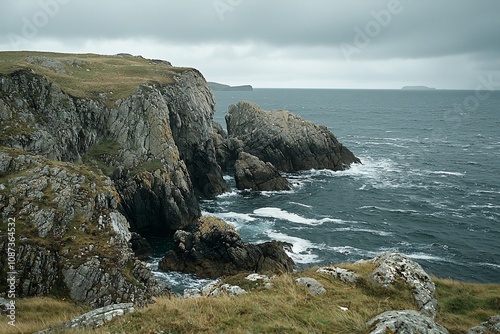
[0,148,168,307]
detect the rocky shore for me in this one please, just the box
[0,51,498,334]
[0,52,359,307]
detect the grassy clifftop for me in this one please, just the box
[0,51,193,105]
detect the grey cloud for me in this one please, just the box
[1,0,499,88]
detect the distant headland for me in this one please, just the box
[401,85,436,91]
[208,82,253,91]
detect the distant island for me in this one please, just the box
[401,86,436,91]
[208,82,253,91]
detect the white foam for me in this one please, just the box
[430,170,465,177]
[216,212,257,222]
[253,207,341,226]
[288,201,313,208]
[217,190,240,198]
[478,262,500,269]
[406,253,447,262]
[333,227,393,237]
[358,206,419,214]
[266,231,320,264]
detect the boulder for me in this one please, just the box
[369,253,438,318]
[158,216,295,279]
[184,281,246,299]
[367,310,449,334]
[316,266,359,284]
[234,152,291,191]
[225,101,360,172]
[295,277,326,295]
[467,315,500,333]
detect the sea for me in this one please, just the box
[150,88,500,292]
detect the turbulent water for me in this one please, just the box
[152,88,500,291]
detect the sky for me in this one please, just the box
[1,0,500,89]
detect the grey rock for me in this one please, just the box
[316,266,359,284]
[34,303,134,333]
[370,253,438,318]
[159,216,295,279]
[185,281,246,298]
[0,297,10,315]
[467,315,500,333]
[159,71,228,198]
[226,101,360,172]
[295,277,326,295]
[245,273,272,282]
[367,310,449,334]
[0,149,169,307]
[27,56,67,74]
[234,151,291,191]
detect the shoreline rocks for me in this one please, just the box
[158,216,295,279]
[234,152,291,191]
[226,101,361,172]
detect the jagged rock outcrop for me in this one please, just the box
[212,122,244,172]
[225,101,360,172]
[0,148,168,307]
[367,310,449,334]
[158,216,295,279]
[0,67,227,231]
[368,252,438,319]
[234,152,291,191]
[158,71,228,198]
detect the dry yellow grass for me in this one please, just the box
[0,297,89,334]
[2,264,499,334]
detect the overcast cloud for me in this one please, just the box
[1,0,499,89]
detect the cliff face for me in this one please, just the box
[0,64,226,232]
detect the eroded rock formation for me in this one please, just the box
[158,216,295,279]
[226,101,360,172]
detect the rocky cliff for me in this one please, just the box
[0,53,228,232]
[225,101,361,172]
[0,52,296,307]
[0,52,232,306]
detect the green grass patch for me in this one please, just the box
[82,138,121,176]
[0,51,193,107]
